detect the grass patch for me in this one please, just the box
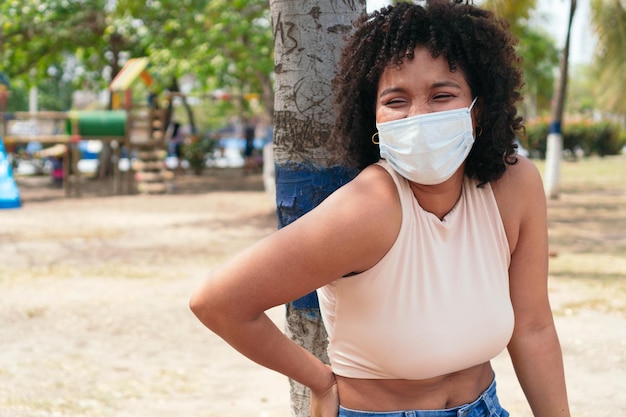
[533,154,626,316]
[533,154,625,191]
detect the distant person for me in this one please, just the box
[50,157,64,188]
[243,119,258,174]
[169,122,184,174]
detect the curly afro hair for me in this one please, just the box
[333,0,525,184]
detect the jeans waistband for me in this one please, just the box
[338,378,508,417]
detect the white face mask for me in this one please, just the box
[376,97,478,185]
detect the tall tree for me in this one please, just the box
[0,0,274,119]
[515,26,560,118]
[590,0,626,115]
[269,0,365,415]
[544,0,577,199]
[194,0,275,117]
[481,0,537,33]
[481,0,560,117]
[0,0,107,82]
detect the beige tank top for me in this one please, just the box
[317,161,514,380]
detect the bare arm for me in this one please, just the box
[499,158,571,417]
[189,165,401,396]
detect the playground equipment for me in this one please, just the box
[0,136,21,209]
[0,110,128,196]
[0,58,170,197]
[69,109,130,194]
[0,71,21,208]
[110,57,170,194]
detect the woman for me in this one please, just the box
[190,2,571,416]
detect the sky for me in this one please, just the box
[534,0,595,64]
[366,0,596,65]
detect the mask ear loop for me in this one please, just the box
[470,97,480,137]
[469,97,478,110]
[371,132,380,144]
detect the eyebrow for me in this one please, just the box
[378,80,463,98]
[378,87,405,98]
[431,81,463,89]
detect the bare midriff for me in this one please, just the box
[336,362,494,411]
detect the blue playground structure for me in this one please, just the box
[0,136,21,209]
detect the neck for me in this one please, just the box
[408,172,465,220]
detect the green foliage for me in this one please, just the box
[565,64,599,116]
[481,0,559,116]
[583,122,626,156]
[2,80,28,112]
[522,119,626,157]
[182,135,215,174]
[516,25,559,115]
[521,120,549,156]
[481,0,537,34]
[1,76,72,112]
[195,0,274,101]
[590,0,626,115]
[194,99,239,133]
[0,0,107,82]
[0,0,275,121]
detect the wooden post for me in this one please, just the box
[70,116,82,197]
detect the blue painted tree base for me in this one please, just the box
[275,163,357,309]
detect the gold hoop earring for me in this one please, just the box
[371,132,380,145]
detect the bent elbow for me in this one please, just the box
[188,291,203,318]
[189,288,219,330]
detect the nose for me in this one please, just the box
[408,101,429,117]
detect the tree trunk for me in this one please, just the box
[544,0,577,199]
[269,1,365,416]
[166,78,197,135]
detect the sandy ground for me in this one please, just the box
[1,169,624,417]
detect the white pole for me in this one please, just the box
[29,86,38,113]
[544,132,563,199]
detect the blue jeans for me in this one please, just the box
[338,378,509,417]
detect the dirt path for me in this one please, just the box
[1,170,624,417]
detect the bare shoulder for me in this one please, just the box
[492,155,542,193]
[490,156,546,254]
[270,165,402,284]
[300,163,402,274]
[491,155,545,210]
[342,163,401,206]
[317,163,402,239]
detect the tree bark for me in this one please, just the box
[269,1,365,416]
[544,0,577,199]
